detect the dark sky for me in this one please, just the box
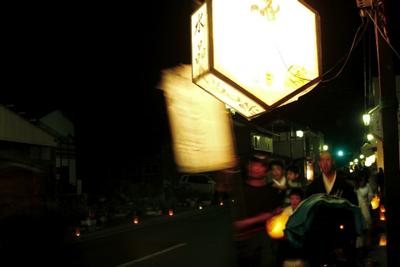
[3,1,399,165]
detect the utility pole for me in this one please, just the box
[371,3,400,266]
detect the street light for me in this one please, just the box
[337,150,344,157]
[322,145,329,151]
[359,154,365,159]
[367,134,374,141]
[296,130,304,138]
[362,113,371,126]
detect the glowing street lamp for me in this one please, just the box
[191,0,321,119]
[296,130,304,138]
[367,134,374,141]
[337,150,344,157]
[322,145,329,151]
[362,113,371,126]
[359,154,365,159]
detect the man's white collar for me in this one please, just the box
[273,176,286,187]
[322,172,336,194]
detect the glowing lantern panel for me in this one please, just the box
[192,0,321,119]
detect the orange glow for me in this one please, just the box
[266,213,289,239]
[133,217,139,224]
[168,209,174,216]
[380,212,386,221]
[75,228,81,237]
[370,195,380,210]
[380,205,386,213]
[379,234,387,246]
[339,224,344,230]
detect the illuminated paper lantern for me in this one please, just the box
[168,209,174,216]
[191,0,321,119]
[160,64,236,173]
[133,216,139,224]
[75,227,81,237]
[266,213,289,239]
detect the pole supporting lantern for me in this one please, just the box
[191,0,322,119]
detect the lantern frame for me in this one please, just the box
[191,0,322,119]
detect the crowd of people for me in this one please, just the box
[221,151,384,267]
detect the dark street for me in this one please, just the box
[65,206,235,267]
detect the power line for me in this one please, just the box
[365,9,400,61]
[321,18,369,83]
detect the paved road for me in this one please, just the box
[65,206,237,267]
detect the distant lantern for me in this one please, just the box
[380,205,386,213]
[168,209,174,216]
[75,227,81,237]
[133,216,140,225]
[191,0,321,119]
[380,212,386,221]
[379,234,387,246]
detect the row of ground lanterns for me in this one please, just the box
[73,196,388,247]
[74,200,228,238]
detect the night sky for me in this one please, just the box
[3,1,399,176]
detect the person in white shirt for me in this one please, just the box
[269,160,287,190]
